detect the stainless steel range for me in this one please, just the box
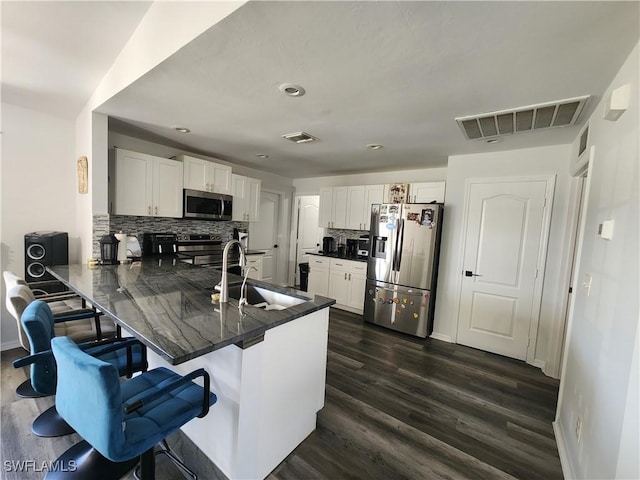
[142,233,239,267]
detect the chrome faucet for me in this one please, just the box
[215,240,245,303]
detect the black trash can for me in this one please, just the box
[299,262,309,291]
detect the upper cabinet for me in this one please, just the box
[320,185,384,230]
[232,174,261,222]
[346,185,384,230]
[407,181,446,203]
[113,149,183,218]
[319,187,348,229]
[178,154,232,195]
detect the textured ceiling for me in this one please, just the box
[5,2,638,178]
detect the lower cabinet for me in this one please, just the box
[308,256,367,314]
[308,256,330,297]
[243,255,263,280]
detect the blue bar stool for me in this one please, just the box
[47,336,217,480]
[12,300,147,437]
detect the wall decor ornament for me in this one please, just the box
[387,183,408,203]
[77,156,88,194]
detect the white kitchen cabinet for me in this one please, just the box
[113,149,183,218]
[307,256,330,297]
[328,258,367,313]
[232,174,261,222]
[408,181,445,203]
[179,154,232,195]
[318,187,348,228]
[243,255,263,280]
[346,184,384,230]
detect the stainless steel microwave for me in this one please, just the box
[183,189,232,221]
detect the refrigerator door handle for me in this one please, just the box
[393,218,405,273]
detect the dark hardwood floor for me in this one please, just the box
[1,308,562,479]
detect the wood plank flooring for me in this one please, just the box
[1,308,562,479]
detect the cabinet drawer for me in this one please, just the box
[309,256,331,269]
[330,258,350,271]
[349,262,367,274]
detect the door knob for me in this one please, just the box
[273,244,278,248]
[464,270,483,277]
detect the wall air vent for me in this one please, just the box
[455,95,590,140]
[281,131,318,143]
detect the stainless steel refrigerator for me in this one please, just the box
[364,203,443,337]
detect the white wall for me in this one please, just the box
[555,42,639,480]
[293,167,447,194]
[435,144,573,369]
[0,103,78,348]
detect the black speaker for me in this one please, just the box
[24,231,69,283]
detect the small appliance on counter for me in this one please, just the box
[322,236,335,254]
[357,235,370,257]
[346,239,358,257]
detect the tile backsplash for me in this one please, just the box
[93,214,248,257]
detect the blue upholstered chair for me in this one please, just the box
[47,336,217,480]
[12,300,147,437]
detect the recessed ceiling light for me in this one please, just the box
[366,144,384,150]
[256,154,269,159]
[279,83,306,97]
[173,127,191,133]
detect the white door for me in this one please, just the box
[249,191,281,284]
[295,196,322,285]
[457,178,551,361]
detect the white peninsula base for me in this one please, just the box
[146,308,330,480]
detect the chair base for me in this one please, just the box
[32,405,75,437]
[45,440,138,480]
[133,440,196,480]
[15,378,49,399]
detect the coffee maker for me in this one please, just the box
[322,236,335,254]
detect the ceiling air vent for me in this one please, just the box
[281,131,318,143]
[456,95,590,140]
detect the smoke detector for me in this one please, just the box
[281,131,318,143]
[456,95,590,140]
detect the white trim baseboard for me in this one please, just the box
[532,359,545,370]
[430,332,452,343]
[553,420,576,479]
[1,340,21,352]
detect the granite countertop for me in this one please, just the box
[309,252,368,262]
[48,260,334,365]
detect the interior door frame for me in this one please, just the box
[251,188,289,286]
[289,194,322,286]
[452,174,556,366]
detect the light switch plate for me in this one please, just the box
[599,219,615,240]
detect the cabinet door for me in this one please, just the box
[363,185,385,230]
[409,181,445,203]
[308,267,329,297]
[114,149,153,216]
[347,272,367,310]
[331,187,349,229]
[246,178,261,222]
[245,255,263,280]
[210,163,232,195]
[153,158,184,218]
[328,269,349,305]
[319,188,334,228]
[346,186,365,230]
[182,155,209,191]
[231,174,247,221]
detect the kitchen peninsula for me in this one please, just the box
[48,261,335,480]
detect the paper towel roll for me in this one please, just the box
[115,232,128,262]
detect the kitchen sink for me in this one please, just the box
[226,283,306,309]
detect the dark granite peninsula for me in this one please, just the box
[48,260,335,480]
